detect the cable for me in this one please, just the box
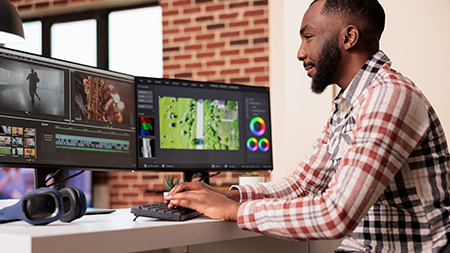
[44,169,61,184]
[199,172,221,182]
[46,170,85,188]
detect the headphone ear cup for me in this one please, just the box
[59,187,87,222]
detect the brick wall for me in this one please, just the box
[12,0,270,208]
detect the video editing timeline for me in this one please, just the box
[136,77,273,171]
[55,134,130,153]
[0,48,136,170]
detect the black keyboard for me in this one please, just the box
[131,202,202,221]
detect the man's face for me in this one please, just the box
[298,1,342,94]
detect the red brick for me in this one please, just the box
[133,184,150,189]
[230,39,249,46]
[244,10,265,17]
[184,7,201,14]
[112,184,128,189]
[230,2,249,9]
[255,76,269,82]
[17,4,32,11]
[122,174,138,180]
[163,10,179,16]
[54,0,68,7]
[221,69,240,75]
[185,44,203,51]
[254,18,269,25]
[245,67,265,73]
[219,13,239,20]
[245,28,265,36]
[196,34,215,40]
[173,0,191,7]
[221,31,240,38]
[254,37,269,44]
[175,72,193,78]
[174,36,191,43]
[196,16,214,22]
[254,0,268,6]
[245,47,265,54]
[186,63,202,68]
[173,18,191,25]
[198,70,216,76]
[207,60,225,67]
[124,193,139,197]
[174,54,192,60]
[254,56,269,62]
[221,49,239,56]
[206,4,225,12]
[163,29,180,35]
[231,58,250,65]
[185,26,202,33]
[207,42,225,49]
[231,77,250,83]
[230,21,249,28]
[36,2,50,8]
[207,24,225,30]
[197,52,215,58]
[164,64,182,70]
[209,79,225,83]
[163,47,180,52]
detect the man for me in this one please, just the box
[165,0,450,251]
[26,69,41,103]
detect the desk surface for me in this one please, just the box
[0,209,261,253]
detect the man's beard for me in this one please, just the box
[310,37,342,94]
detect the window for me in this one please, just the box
[109,7,162,77]
[6,21,42,55]
[6,3,162,77]
[51,19,97,67]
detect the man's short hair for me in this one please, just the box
[312,0,385,52]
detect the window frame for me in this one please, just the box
[23,2,159,70]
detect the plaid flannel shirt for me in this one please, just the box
[232,51,450,252]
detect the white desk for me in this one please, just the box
[0,208,309,253]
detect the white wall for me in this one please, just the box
[269,1,333,181]
[269,0,450,181]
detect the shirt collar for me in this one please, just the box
[334,50,391,106]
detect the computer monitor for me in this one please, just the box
[0,47,137,187]
[136,77,273,181]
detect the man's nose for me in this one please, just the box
[297,45,306,61]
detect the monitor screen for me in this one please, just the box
[0,48,136,170]
[136,77,273,172]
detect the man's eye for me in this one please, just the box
[305,35,312,40]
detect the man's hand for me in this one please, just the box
[164,182,241,221]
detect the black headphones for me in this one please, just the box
[0,187,87,225]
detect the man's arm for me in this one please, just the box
[236,75,431,240]
[165,181,241,221]
[164,118,334,221]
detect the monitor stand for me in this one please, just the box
[183,171,210,184]
[34,167,66,189]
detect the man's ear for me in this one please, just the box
[342,25,359,51]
